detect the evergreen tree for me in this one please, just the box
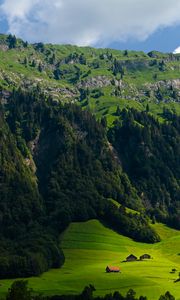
[6,281,32,300]
[7,34,17,49]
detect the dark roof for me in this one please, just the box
[126,254,137,260]
[140,254,151,258]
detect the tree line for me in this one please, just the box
[4,280,176,300]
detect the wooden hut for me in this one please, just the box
[126,254,137,262]
[140,254,151,260]
[106,266,120,273]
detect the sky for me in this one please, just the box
[0,0,180,53]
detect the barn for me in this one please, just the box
[140,254,151,260]
[106,266,120,273]
[126,254,137,262]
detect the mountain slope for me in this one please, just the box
[0,35,179,279]
[0,33,180,123]
[0,108,65,278]
[108,108,180,228]
[0,89,161,279]
[0,109,41,235]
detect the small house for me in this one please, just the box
[106,266,120,273]
[126,254,137,262]
[140,254,151,260]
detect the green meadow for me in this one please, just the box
[80,84,180,126]
[0,220,179,300]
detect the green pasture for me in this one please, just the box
[0,220,179,300]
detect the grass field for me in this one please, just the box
[0,220,179,299]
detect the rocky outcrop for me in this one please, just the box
[143,79,180,101]
[0,44,8,51]
[144,78,180,90]
[77,75,112,88]
[0,90,11,105]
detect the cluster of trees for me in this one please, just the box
[108,108,180,228]
[53,52,87,81]
[53,64,82,83]
[33,42,45,53]
[6,34,28,49]
[4,281,176,300]
[64,52,86,65]
[6,34,17,49]
[103,202,160,243]
[112,59,125,78]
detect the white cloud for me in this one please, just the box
[1,0,180,46]
[173,46,180,54]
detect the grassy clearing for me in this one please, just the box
[80,81,180,126]
[0,220,179,300]
[108,199,140,215]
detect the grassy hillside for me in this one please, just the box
[0,220,179,299]
[84,89,180,126]
[0,34,180,125]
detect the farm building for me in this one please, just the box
[126,254,137,262]
[106,266,120,273]
[140,254,151,260]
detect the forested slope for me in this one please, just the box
[108,108,180,228]
[0,89,161,278]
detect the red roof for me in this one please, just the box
[106,266,120,271]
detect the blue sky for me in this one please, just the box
[0,0,180,53]
[110,26,180,53]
